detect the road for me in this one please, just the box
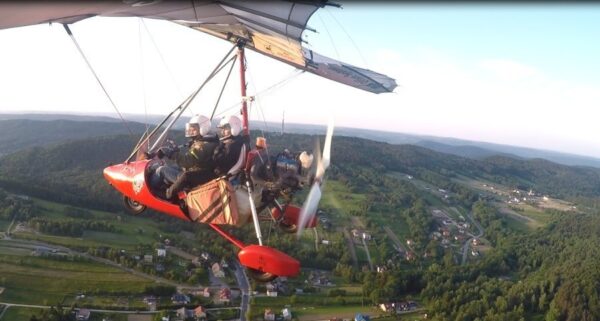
[342,228,358,269]
[231,260,250,321]
[361,238,374,271]
[461,212,484,265]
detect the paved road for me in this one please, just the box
[461,212,484,265]
[231,260,250,321]
[342,228,358,269]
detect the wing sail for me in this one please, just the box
[0,1,397,94]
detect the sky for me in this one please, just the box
[0,3,600,157]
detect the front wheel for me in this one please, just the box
[246,268,278,282]
[123,196,146,215]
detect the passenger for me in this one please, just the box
[152,114,219,201]
[213,115,245,178]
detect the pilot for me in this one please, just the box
[152,114,219,201]
[213,114,245,178]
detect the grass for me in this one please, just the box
[503,215,530,233]
[0,306,44,321]
[13,197,178,250]
[0,219,9,232]
[0,247,153,305]
[321,180,368,216]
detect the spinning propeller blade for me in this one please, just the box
[297,118,334,238]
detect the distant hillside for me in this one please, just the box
[0,119,147,157]
[4,112,600,168]
[1,129,600,211]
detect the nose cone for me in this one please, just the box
[103,163,124,185]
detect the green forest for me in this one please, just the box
[1,119,600,320]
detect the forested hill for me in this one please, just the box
[1,130,600,212]
[0,119,147,156]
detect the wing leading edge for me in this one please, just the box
[0,0,397,94]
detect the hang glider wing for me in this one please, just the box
[0,0,397,94]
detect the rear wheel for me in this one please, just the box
[246,268,278,282]
[123,196,146,215]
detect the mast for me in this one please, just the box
[237,41,250,137]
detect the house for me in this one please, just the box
[194,305,207,320]
[379,303,394,312]
[471,249,480,257]
[355,313,370,321]
[362,232,372,241]
[212,262,225,278]
[202,287,211,298]
[472,238,480,246]
[76,309,91,321]
[219,288,231,303]
[264,309,275,321]
[322,239,330,245]
[220,259,229,268]
[143,295,157,305]
[171,293,190,305]
[144,254,153,263]
[376,265,386,273]
[176,307,194,320]
[157,248,167,257]
[201,252,210,261]
[266,283,278,297]
[282,308,292,320]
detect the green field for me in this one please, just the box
[321,180,368,217]
[0,306,44,321]
[13,198,178,250]
[0,245,153,305]
[0,219,9,232]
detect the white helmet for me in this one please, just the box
[218,115,242,137]
[186,114,212,138]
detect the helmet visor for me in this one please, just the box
[185,123,200,137]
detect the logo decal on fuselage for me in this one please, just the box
[133,174,144,195]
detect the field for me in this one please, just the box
[321,180,368,217]
[0,244,153,305]
[0,306,44,321]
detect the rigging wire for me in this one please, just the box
[316,11,340,61]
[209,54,238,121]
[62,24,135,139]
[211,69,305,120]
[140,19,192,116]
[324,7,370,69]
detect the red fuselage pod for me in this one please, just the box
[103,160,190,221]
[238,245,300,277]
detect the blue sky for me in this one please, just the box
[0,3,599,157]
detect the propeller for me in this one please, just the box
[297,118,334,238]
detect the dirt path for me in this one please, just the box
[361,238,374,271]
[342,228,358,269]
[383,226,406,254]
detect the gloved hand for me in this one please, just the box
[157,147,175,159]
